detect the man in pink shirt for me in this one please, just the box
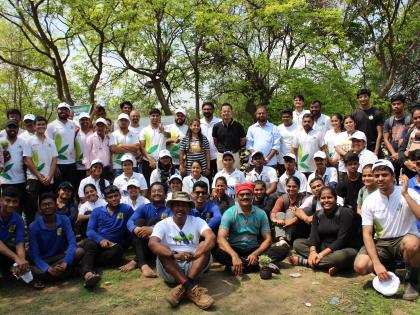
[85,118,112,180]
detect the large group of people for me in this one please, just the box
[0,89,419,309]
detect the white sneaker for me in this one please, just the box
[275,239,290,249]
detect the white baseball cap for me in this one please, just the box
[95,118,108,125]
[372,272,400,296]
[222,151,235,160]
[78,112,91,121]
[349,131,367,142]
[169,174,182,183]
[159,149,171,159]
[57,102,71,110]
[314,151,326,159]
[251,151,264,158]
[126,179,140,189]
[90,159,103,168]
[121,153,134,163]
[283,153,296,161]
[175,108,186,116]
[372,159,395,173]
[23,114,36,122]
[118,113,130,121]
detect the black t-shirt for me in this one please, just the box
[212,120,246,153]
[336,175,363,211]
[352,107,384,151]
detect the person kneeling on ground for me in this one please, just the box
[354,160,420,301]
[29,193,84,286]
[80,185,134,288]
[149,191,216,309]
[0,187,29,283]
[290,187,361,275]
[120,182,170,277]
[214,183,289,275]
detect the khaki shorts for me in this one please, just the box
[156,255,213,284]
[216,152,241,171]
[358,236,407,265]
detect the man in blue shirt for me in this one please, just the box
[29,192,83,283]
[120,182,170,277]
[190,181,221,233]
[81,185,134,288]
[408,150,420,230]
[0,187,28,280]
[214,183,289,275]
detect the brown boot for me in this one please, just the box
[166,284,186,307]
[185,285,214,309]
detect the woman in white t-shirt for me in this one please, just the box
[334,115,366,178]
[78,159,110,203]
[120,179,150,210]
[77,184,107,237]
[324,113,343,166]
[182,161,210,194]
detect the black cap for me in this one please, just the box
[6,120,19,128]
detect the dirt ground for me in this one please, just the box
[1,260,419,315]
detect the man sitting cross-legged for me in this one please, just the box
[81,185,134,288]
[0,187,29,282]
[354,160,420,301]
[214,183,289,275]
[120,182,171,277]
[29,193,84,285]
[149,191,216,309]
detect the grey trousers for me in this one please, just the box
[274,211,296,242]
[293,238,357,271]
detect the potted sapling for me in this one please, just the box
[258,255,272,280]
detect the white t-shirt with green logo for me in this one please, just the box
[0,137,26,184]
[46,119,76,165]
[75,129,93,170]
[361,186,420,239]
[139,125,167,161]
[109,129,138,170]
[165,123,188,165]
[23,135,58,181]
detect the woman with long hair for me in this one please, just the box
[150,149,178,191]
[179,119,210,176]
[324,113,343,166]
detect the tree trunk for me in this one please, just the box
[152,79,172,115]
[194,68,200,118]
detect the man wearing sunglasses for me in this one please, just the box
[80,185,134,288]
[149,191,216,309]
[190,181,221,233]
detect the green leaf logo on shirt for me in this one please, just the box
[114,153,123,165]
[55,134,68,160]
[169,144,180,159]
[298,145,309,170]
[32,150,45,172]
[373,220,384,240]
[0,163,13,180]
[147,144,158,154]
[75,139,83,162]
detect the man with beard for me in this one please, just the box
[24,116,58,225]
[190,181,221,233]
[149,191,216,309]
[246,105,281,170]
[349,131,378,173]
[200,101,221,179]
[128,110,142,136]
[0,109,24,138]
[291,113,326,177]
[75,113,93,190]
[0,120,26,194]
[352,88,384,156]
[166,108,188,169]
[121,182,171,277]
[46,102,77,188]
[110,113,140,178]
[139,108,169,186]
[113,101,134,131]
[214,183,289,275]
[212,103,246,171]
[310,100,331,138]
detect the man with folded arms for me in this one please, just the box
[354,160,420,301]
[149,191,215,309]
[214,183,289,275]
